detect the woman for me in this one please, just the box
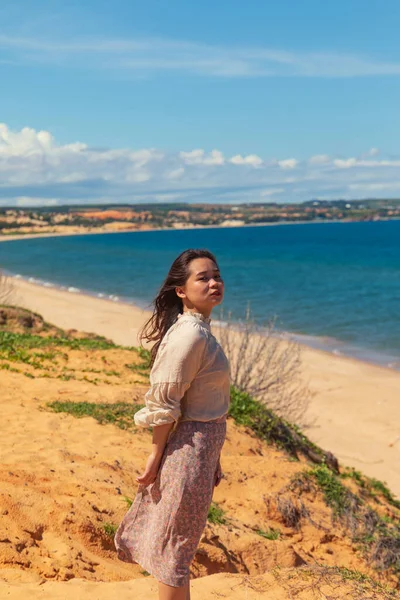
[114,248,230,600]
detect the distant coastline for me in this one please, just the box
[1,216,399,244]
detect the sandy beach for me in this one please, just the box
[6,275,400,499]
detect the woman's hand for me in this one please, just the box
[214,457,223,487]
[136,451,163,486]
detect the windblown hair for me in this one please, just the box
[139,248,219,366]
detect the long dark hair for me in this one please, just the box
[139,248,219,366]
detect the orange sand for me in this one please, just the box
[8,276,400,498]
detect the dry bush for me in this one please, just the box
[275,495,311,531]
[215,304,312,427]
[0,270,14,305]
[270,564,397,600]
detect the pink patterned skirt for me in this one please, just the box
[114,417,227,587]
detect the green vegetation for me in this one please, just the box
[0,329,117,353]
[309,465,356,517]
[341,467,400,510]
[0,317,150,385]
[256,527,281,540]
[207,502,227,525]
[228,386,333,467]
[289,465,400,574]
[335,565,398,597]
[0,329,120,378]
[125,347,152,373]
[271,564,398,599]
[46,400,145,430]
[102,522,118,537]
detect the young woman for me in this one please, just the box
[114,248,230,600]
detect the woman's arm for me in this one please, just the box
[136,421,175,486]
[134,324,207,486]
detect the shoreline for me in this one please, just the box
[2,218,400,372]
[1,216,398,244]
[7,274,399,374]
[6,275,400,498]
[4,270,399,373]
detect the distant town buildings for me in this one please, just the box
[0,199,399,236]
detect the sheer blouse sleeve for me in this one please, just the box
[134,323,208,428]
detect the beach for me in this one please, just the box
[8,275,400,499]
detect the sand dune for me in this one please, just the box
[0,344,398,597]
[8,276,400,498]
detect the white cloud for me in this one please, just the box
[1,124,400,206]
[126,170,151,183]
[15,197,59,207]
[260,188,284,197]
[348,182,400,191]
[179,149,225,165]
[334,158,358,168]
[278,159,299,170]
[153,193,185,202]
[334,157,400,169]
[165,167,185,180]
[229,154,263,167]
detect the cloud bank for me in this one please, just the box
[0,123,399,206]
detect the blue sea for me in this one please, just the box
[1,220,399,369]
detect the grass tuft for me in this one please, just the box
[256,527,281,540]
[207,502,227,525]
[46,401,145,430]
[308,464,361,518]
[341,467,400,511]
[102,522,118,537]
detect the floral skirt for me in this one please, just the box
[114,418,227,587]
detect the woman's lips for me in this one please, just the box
[210,291,221,296]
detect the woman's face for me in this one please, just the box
[177,257,224,313]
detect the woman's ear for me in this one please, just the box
[175,287,186,299]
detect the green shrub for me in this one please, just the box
[102,522,118,537]
[228,386,328,465]
[207,502,226,525]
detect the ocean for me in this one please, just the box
[1,220,399,369]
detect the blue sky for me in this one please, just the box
[1,0,400,206]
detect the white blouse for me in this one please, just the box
[134,311,231,428]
